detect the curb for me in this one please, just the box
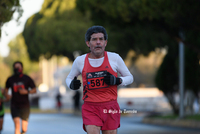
[142,117,200,129]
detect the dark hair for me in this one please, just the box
[85,25,108,42]
[13,61,23,68]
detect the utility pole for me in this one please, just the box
[179,31,185,119]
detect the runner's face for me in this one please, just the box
[14,63,22,70]
[86,33,107,58]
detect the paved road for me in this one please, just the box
[2,113,200,134]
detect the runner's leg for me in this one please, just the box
[21,107,30,133]
[13,117,21,134]
[85,125,101,134]
[21,119,28,133]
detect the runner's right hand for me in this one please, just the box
[70,77,81,90]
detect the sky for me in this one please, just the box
[0,0,44,57]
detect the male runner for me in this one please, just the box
[66,25,133,134]
[4,61,36,134]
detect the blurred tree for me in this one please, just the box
[155,45,200,114]
[76,0,200,54]
[0,56,11,88]
[155,44,179,114]
[0,0,23,38]
[23,0,92,61]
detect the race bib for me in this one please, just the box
[86,71,108,90]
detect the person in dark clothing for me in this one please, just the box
[56,92,62,112]
[73,90,81,114]
[4,61,36,134]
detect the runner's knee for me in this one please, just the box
[85,125,101,134]
[102,129,117,134]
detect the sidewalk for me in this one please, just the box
[142,117,200,129]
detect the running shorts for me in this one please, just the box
[82,100,120,131]
[11,107,30,121]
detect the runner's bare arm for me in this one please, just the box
[2,88,11,102]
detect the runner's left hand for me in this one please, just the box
[103,72,122,85]
[70,77,81,90]
[19,88,28,95]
